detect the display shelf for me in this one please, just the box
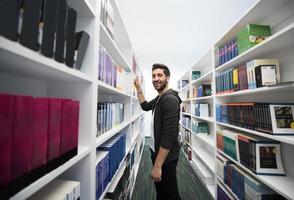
[191,96,213,101]
[217,176,239,200]
[207,184,216,199]
[131,112,144,123]
[96,121,130,147]
[217,150,294,200]
[0,37,93,83]
[191,146,215,173]
[182,112,191,116]
[215,83,294,98]
[98,80,132,98]
[67,0,96,17]
[131,130,140,146]
[192,133,215,148]
[191,71,213,85]
[215,22,294,72]
[99,23,131,72]
[191,158,215,185]
[107,162,127,193]
[191,115,214,123]
[10,146,91,200]
[216,122,294,145]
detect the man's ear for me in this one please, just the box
[167,76,170,83]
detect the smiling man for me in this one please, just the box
[134,63,182,200]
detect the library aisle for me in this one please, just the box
[131,138,213,200]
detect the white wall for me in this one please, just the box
[117,0,257,136]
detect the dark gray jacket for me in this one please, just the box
[140,89,182,163]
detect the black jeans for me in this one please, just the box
[151,149,181,200]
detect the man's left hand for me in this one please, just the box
[151,165,162,182]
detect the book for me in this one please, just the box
[19,0,43,51]
[191,71,201,80]
[0,94,14,199]
[269,104,294,135]
[40,0,58,58]
[11,95,33,195]
[65,7,77,68]
[70,100,80,159]
[255,65,277,87]
[61,99,73,164]
[0,0,21,41]
[54,0,67,63]
[47,98,62,172]
[31,97,49,182]
[75,31,90,70]
[105,0,114,38]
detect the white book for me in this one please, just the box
[269,104,294,134]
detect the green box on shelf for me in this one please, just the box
[191,71,201,80]
[237,24,271,55]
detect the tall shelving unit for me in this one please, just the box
[0,0,145,199]
[178,0,294,199]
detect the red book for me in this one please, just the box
[31,97,49,181]
[0,94,14,199]
[70,100,80,158]
[60,99,72,163]
[11,95,33,195]
[47,98,62,172]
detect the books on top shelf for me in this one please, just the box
[181,79,189,88]
[217,129,285,176]
[0,93,80,199]
[217,37,238,66]
[97,102,124,137]
[28,179,80,200]
[216,59,280,94]
[216,102,294,135]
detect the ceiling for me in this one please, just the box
[117,0,256,91]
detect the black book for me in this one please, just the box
[19,0,43,51]
[54,0,67,63]
[75,31,90,70]
[65,7,77,68]
[40,0,58,58]
[0,0,21,41]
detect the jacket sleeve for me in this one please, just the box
[160,94,180,150]
[140,97,158,111]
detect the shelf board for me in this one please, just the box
[191,96,213,101]
[131,130,140,146]
[10,146,91,200]
[107,162,127,193]
[98,80,132,98]
[67,0,95,17]
[217,176,239,200]
[215,22,294,72]
[191,71,213,85]
[96,121,130,147]
[183,140,192,147]
[100,23,131,72]
[179,84,190,91]
[191,115,214,123]
[191,146,215,173]
[215,83,294,97]
[216,122,294,145]
[131,112,144,123]
[181,124,192,132]
[217,150,294,200]
[192,133,215,148]
[182,112,191,116]
[0,37,93,83]
[182,99,191,102]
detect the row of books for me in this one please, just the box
[217,129,285,175]
[96,133,126,200]
[28,179,80,200]
[192,120,209,134]
[181,115,191,130]
[216,24,271,66]
[97,102,124,137]
[0,93,79,199]
[195,84,212,97]
[0,0,90,69]
[182,129,192,145]
[216,102,294,135]
[191,103,210,118]
[217,154,285,200]
[98,45,133,95]
[215,59,280,94]
[100,0,114,39]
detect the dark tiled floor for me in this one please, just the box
[131,139,214,200]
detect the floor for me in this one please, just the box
[131,139,214,200]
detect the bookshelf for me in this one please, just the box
[0,0,144,199]
[178,0,294,199]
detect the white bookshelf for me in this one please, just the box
[178,1,294,198]
[0,0,145,199]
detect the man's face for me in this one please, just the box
[152,68,169,92]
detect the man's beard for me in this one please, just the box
[153,79,168,92]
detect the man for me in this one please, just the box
[134,63,182,200]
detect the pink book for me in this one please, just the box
[0,94,14,199]
[70,100,80,157]
[11,95,33,195]
[31,97,49,181]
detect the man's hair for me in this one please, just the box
[152,63,170,77]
